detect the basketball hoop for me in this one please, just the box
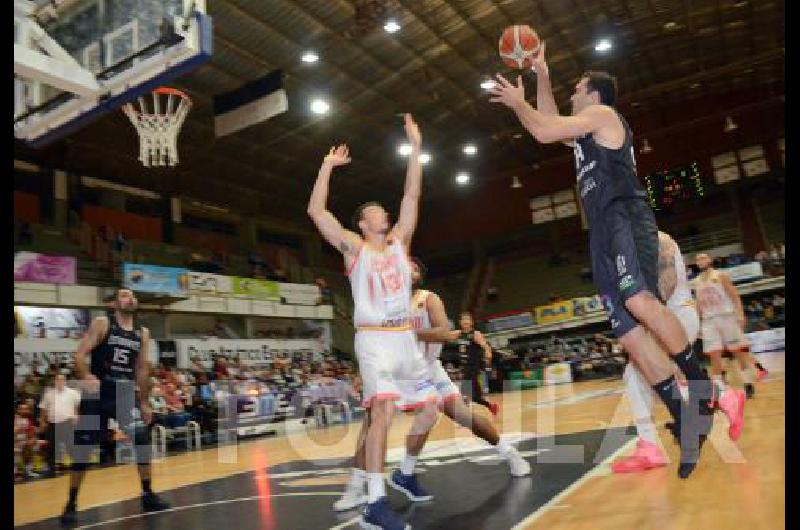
[122,87,191,167]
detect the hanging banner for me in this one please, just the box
[14,306,90,339]
[534,301,575,324]
[173,338,326,369]
[14,338,158,375]
[485,312,535,332]
[14,252,77,284]
[723,262,764,283]
[232,277,281,301]
[122,263,188,296]
[279,283,321,305]
[188,272,233,295]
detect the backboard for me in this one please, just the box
[14,0,212,148]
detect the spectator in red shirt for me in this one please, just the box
[15,403,43,480]
[163,383,191,429]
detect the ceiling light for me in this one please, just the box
[418,152,431,164]
[301,51,319,63]
[455,172,470,185]
[663,21,679,31]
[480,80,497,90]
[384,20,401,33]
[310,98,330,114]
[594,38,612,52]
[640,138,653,154]
[397,143,412,156]
[724,116,738,132]
[511,176,522,189]
[463,144,477,156]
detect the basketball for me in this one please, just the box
[498,25,541,69]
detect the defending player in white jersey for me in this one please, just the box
[334,258,530,512]
[692,253,768,400]
[308,114,435,530]
[612,232,746,473]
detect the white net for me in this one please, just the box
[122,87,191,167]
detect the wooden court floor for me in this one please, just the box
[14,357,784,529]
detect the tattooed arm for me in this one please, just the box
[307,145,363,264]
[657,231,678,302]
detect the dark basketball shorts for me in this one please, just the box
[589,198,660,338]
[73,379,145,461]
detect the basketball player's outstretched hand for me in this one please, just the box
[323,144,351,167]
[488,74,525,109]
[531,41,548,76]
[404,113,421,147]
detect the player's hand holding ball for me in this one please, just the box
[530,40,548,77]
[488,74,526,111]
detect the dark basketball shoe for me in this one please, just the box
[59,502,77,527]
[141,492,171,512]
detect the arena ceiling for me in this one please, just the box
[16,0,785,227]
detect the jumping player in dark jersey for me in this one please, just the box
[488,42,714,478]
[456,311,499,416]
[60,288,169,526]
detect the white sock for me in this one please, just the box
[712,375,727,395]
[366,473,385,504]
[350,467,367,490]
[495,439,512,456]
[677,383,689,402]
[623,363,655,419]
[635,417,659,446]
[400,454,418,476]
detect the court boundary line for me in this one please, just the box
[509,436,637,530]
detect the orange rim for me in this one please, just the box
[153,86,191,100]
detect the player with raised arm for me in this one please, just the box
[308,114,436,530]
[489,47,715,478]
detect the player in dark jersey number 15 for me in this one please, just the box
[60,288,169,527]
[488,42,715,479]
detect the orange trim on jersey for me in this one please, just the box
[398,395,440,411]
[357,325,411,332]
[726,344,751,353]
[344,243,365,277]
[362,392,401,408]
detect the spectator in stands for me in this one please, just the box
[189,356,207,378]
[21,374,42,402]
[155,362,168,381]
[548,293,563,303]
[213,357,229,379]
[149,386,169,426]
[114,231,127,253]
[38,374,80,477]
[14,402,42,480]
[163,383,192,429]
